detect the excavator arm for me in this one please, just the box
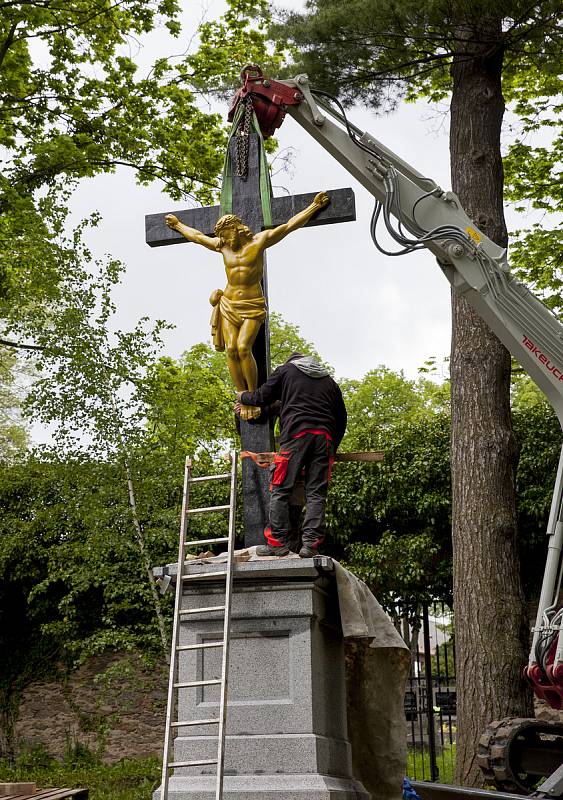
[231,66,563,424]
[230,67,563,783]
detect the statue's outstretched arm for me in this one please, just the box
[165,214,220,252]
[259,192,329,249]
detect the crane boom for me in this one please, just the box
[293,77,563,426]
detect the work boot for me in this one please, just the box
[299,545,317,559]
[256,543,290,557]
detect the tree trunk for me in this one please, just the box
[449,20,533,786]
[125,463,170,661]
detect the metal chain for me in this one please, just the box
[235,97,253,180]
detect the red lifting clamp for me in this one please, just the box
[228,65,304,139]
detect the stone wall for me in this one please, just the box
[14,642,563,767]
[15,653,168,763]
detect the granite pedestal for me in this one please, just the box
[154,558,369,800]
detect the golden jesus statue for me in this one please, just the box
[165,191,329,420]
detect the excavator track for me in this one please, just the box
[478,717,563,794]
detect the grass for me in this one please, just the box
[407,743,456,785]
[0,746,161,800]
[2,741,456,798]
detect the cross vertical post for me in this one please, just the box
[229,133,274,546]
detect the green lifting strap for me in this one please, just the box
[220,103,273,229]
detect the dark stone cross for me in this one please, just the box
[146,134,355,546]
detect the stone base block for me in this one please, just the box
[165,773,370,800]
[153,559,370,800]
[173,733,352,778]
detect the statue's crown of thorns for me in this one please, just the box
[214,214,253,236]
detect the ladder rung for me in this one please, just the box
[180,605,226,616]
[189,473,230,483]
[171,718,220,728]
[169,758,218,768]
[182,571,227,581]
[187,504,230,515]
[185,537,229,548]
[176,641,224,651]
[174,679,222,688]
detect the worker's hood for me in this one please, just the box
[290,356,330,378]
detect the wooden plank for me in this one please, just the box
[241,450,384,466]
[145,187,356,247]
[334,451,384,462]
[0,785,36,797]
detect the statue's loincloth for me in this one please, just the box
[209,289,267,352]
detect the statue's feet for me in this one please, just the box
[240,403,261,421]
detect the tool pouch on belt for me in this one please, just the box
[270,451,291,488]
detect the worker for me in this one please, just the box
[234,398,305,553]
[237,352,347,558]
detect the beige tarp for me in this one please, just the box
[333,560,410,800]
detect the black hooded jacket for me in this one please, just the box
[240,355,347,449]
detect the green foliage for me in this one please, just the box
[186,0,285,95]
[268,311,328,370]
[328,369,452,611]
[0,187,74,328]
[511,377,562,597]
[503,66,563,314]
[0,220,173,757]
[346,531,446,613]
[0,0,278,342]
[0,456,174,665]
[144,345,235,457]
[0,349,28,460]
[0,0,222,205]
[0,1,229,333]
[0,452,178,758]
[0,749,161,800]
[327,366,560,612]
[342,367,449,439]
[271,1,561,110]
[20,259,171,458]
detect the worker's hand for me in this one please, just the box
[234,400,242,417]
[165,213,180,230]
[313,191,329,209]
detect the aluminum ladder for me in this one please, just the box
[160,450,238,800]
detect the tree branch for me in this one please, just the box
[11,0,139,45]
[0,337,45,351]
[0,22,18,71]
[0,0,52,7]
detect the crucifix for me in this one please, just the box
[146,134,355,546]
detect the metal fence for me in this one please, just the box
[402,602,456,783]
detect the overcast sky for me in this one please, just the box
[64,0,534,390]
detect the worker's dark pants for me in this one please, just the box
[268,432,333,550]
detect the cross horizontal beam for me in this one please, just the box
[145,187,355,248]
